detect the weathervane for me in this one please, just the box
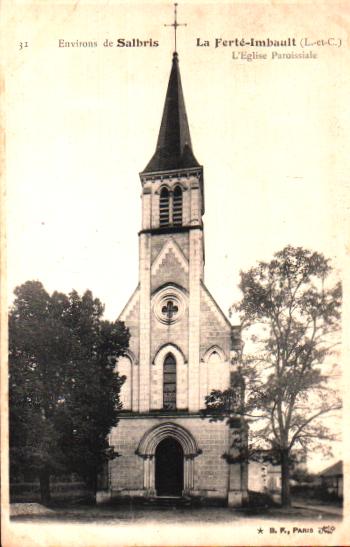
[164,3,187,53]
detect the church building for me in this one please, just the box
[99,49,248,507]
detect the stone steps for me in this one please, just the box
[145,496,192,507]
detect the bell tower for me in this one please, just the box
[138,50,204,413]
[104,6,248,506]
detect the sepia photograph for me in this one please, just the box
[1,1,349,545]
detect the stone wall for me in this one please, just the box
[109,416,232,499]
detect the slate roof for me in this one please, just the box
[142,52,200,174]
[319,460,343,477]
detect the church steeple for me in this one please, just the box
[108,4,247,508]
[142,52,200,174]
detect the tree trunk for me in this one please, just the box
[86,470,98,503]
[39,468,51,505]
[91,471,97,495]
[281,448,291,507]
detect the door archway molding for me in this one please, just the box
[136,422,201,496]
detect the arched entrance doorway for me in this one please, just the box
[155,437,184,496]
[136,422,200,496]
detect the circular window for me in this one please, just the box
[152,286,186,325]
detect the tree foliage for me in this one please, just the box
[9,281,130,503]
[205,246,342,506]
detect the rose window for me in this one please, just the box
[152,285,186,325]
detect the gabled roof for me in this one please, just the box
[200,282,232,330]
[118,285,140,322]
[142,52,200,174]
[319,460,343,477]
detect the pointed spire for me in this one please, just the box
[142,52,200,174]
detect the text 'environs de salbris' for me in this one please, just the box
[57,37,298,48]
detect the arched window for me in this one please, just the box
[208,351,221,365]
[173,186,183,226]
[163,353,176,410]
[116,355,132,410]
[207,350,224,393]
[159,187,170,226]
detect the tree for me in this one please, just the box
[205,246,342,507]
[9,281,129,504]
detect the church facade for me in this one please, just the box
[99,52,248,506]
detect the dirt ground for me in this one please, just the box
[9,501,342,523]
[4,503,343,547]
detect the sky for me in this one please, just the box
[4,1,350,471]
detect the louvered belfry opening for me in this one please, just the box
[159,187,170,226]
[173,186,183,226]
[163,353,176,410]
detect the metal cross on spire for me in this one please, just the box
[164,3,187,53]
